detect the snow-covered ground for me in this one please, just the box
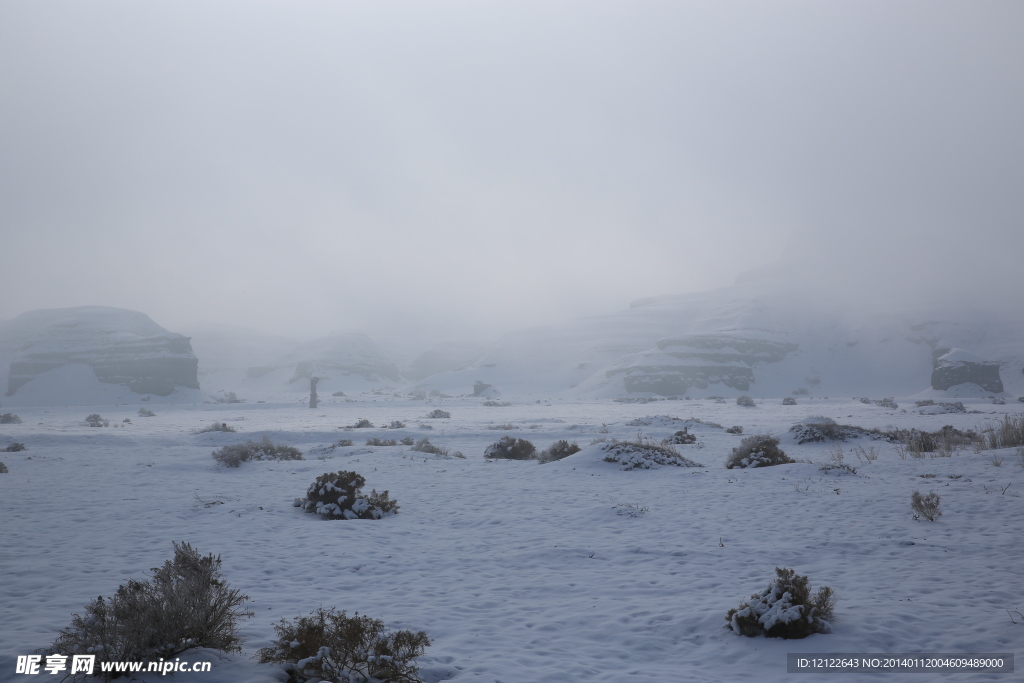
[2,395,1022,682]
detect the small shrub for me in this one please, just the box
[3,442,26,452]
[859,397,872,404]
[487,423,517,430]
[352,419,374,429]
[736,396,756,407]
[387,420,406,429]
[212,437,303,467]
[426,409,450,419]
[726,567,835,639]
[295,471,398,520]
[482,400,511,407]
[484,436,536,460]
[257,607,429,683]
[911,490,941,521]
[726,435,793,469]
[725,425,744,435]
[50,542,251,673]
[915,399,935,407]
[820,444,857,475]
[782,397,797,405]
[601,439,703,470]
[0,461,7,473]
[537,439,581,463]
[215,391,243,404]
[85,414,108,427]
[666,428,697,444]
[0,413,22,424]
[409,437,446,456]
[876,398,898,409]
[984,413,1024,449]
[366,438,398,447]
[196,422,236,434]
[993,398,1005,405]
[138,408,156,417]
[336,438,354,447]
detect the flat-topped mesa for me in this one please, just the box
[931,348,1003,393]
[606,335,799,396]
[3,306,199,396]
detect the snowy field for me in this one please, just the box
[2,396,1022,682]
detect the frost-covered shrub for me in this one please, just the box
[387,420,406,429]
[426,409,451,419]
[85,414,108,427]
[993,398,1006,405]
[788,419,883,444]
[537,439,581,463]
[410,437,443,455]
[50,542,251,674]
[726,567,835,639]
[212,437,303,467]
[876,398,899,409]
[916,399,935,407]
[601,440,704,470]
[3,442,26,452]
[196,422,236,434]
[483,400,511,407]
[911,490,941,521]
[782,397,797,406]
[0,413,22,424]
[982,414,1024,449]
[257,607,429,683]
[726,435,793,469]
[484,436,536,460]
[859,397,872,404]
[295,471,398,520]
[666,428,697,444]
[400,436,415,446]
[351,419,374,429]
[335,438,354,447]
[725,425,743,435]
[366,438,398,446]
[0,461,7,473]
[214,391,243,404]
[138,408,156,417]
[736,396,756,407]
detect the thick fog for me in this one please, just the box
[2,1,1022,343]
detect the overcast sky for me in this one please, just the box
[1,1,1021,343]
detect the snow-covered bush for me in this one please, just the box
[50,542,251,674]
[212,437,303,467]
[724,425,743,435]
[295,471,398,520]
[350,418,374,428]
[726,435,793,469]
[138,408,156,417]
[407,438,460,458]
[85,413,108,427]
[336,438,354,447]
[782,397,797,406]
[367,438,398,446]
[911,490,941,521]
[537,439,581,463]
[0,413,22,424]
[387,420,406,429]
[3,442,26,452]
[257,607,430,683]
[601,440,703,470]
[983,413,1024,449]
[214,391,243,404]
[736,396,756,407]
[726,567,835,639]
[0,461,7,473]
[665,428,697,444]
[196,421,236,433]
[400,436,415,446]
[876,398,898,409]
[484,436,536,460]
[426,409,451,419]
[788,419,880,444]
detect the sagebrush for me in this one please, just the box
[426,409,451,419]
[212,437,303,467]
[295,470,398,520]
[257,607,429,683]
[196,422,236,434]
[50,542,251,677]
[726,435,793,469]
[484,436,536,460]
[0,413,22,424]
[726,567,835,639]
[911,490,941,521]
[537,439,581,463]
